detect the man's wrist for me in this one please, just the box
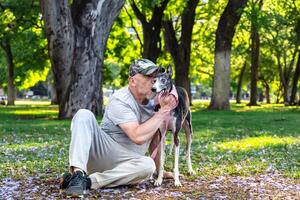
[155,108,170,119]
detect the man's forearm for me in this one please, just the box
[134,109,169,144]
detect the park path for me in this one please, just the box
[1,172,300,199]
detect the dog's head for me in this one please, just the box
[152,65,173,93]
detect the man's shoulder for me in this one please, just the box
[109,87,135,106]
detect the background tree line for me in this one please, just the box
[0,0,300,119]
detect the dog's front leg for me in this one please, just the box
[154,131,166,186]
[174,142,182,186]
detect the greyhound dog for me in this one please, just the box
[151,65,195,187]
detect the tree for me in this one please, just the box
[129,0,169,62]
[40,0,124,119]
[0,0,48,105]
[248,0,263,106]
[208,0,249,109]
[236,61,247,103]
[163,0,199,102]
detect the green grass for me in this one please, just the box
[0,100,299,180]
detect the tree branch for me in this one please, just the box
[149,0,170,26]
[124,5,143,52]
[163,19,179,58]
[129,0,147,25]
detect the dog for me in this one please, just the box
[151,65,195,187]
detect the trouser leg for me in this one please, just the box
[89,156,155,189]
[69,109,99,173]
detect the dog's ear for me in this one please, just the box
[167,65,173,77]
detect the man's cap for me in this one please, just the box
[129,58,164,76]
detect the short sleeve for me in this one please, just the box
[106,98,138,125]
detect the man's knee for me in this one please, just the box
[71,109,96,132]
[138,157,156,177]
[72,109,95,123]
[75,109,94,118]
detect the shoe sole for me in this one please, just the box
[65,186,85,198]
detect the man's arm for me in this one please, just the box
[119,109,170,145]
[119,93,177,145]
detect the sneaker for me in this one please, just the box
[60,172,72,189]
[65,171,91,198]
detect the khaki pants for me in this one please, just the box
[69,109,156,189]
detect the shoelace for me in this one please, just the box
[69,172,86,187]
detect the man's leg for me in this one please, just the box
[86,122,155,189]
[69,109,98,172]
[89,156,155,189]
[65,109,100,197]
[67,109,156,191]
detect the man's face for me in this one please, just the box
[132,73,156,100]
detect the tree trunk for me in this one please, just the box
[248,24,260,106]
[130,0,169,62]
[50,82,58,105]
[248,0,263,106]
[163,0,199,103]
[0,40,15,106]
[209,0,249,109]
[41,0,124,119]
[276,49,297,105]
[290,51,300,105]
[290,20,300,105]
[265,83,270,104]
[236,61,247,104]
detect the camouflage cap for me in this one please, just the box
[129,58,163,77]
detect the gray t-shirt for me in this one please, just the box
[100,87,155,155]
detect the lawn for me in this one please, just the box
[0,100,300,199]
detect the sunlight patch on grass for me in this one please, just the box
[10,109,58,115]
[2,142,60,151]
[216,136,300,152]
[15,100,51,106]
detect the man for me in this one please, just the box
[61,59,177,198]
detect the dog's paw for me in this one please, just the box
[188,169,196,175]
[154,178,163,186]
[174,179,182,187]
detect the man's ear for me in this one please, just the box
[128,76,136,86]
[167,65,172,77]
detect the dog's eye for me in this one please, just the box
[161,78,166,83]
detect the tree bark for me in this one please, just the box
[130,0,169,62]
[248,0,263,106]
[260,75,271,104]
[236,61,247,104]
[41,0,124,119]
[290,51,300,105]
[46,69,58,105]
[163,0,199,103]
[290,20,300,105]
[276,49,297,105]
[209,0,249,109]
[265,83,270,104]
[0,40,15,106]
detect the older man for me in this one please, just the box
[61,59,176,198]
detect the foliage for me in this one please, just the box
[0,0,49,90]
[104,11,140,88]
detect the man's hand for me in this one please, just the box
[159,93,177,111]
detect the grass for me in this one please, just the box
[0,100,299,181]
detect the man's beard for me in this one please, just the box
[146,91,156,100]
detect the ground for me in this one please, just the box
[1,172,300,199]
[1,101,300,199]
